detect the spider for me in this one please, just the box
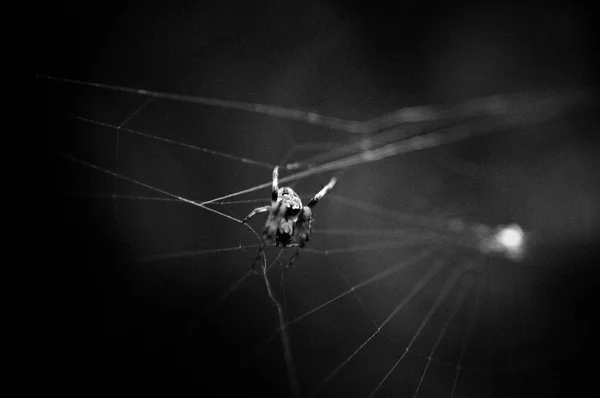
[242,166,337,272]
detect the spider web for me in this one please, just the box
[36,3,596,396]
[39,72,596,398]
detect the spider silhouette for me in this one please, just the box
[243,166,337,271]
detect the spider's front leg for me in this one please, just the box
[242,165,280,223]
[271,165,279,203]
[306,177,337,208]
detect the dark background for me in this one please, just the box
[36,1,597,396]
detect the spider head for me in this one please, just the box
[278,187,302,218]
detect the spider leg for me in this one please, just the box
[282,247,301,271]
[295,206,313,247]
[272,166,279,203]
[251,242,266,274]
[242,205,270,223]
[306,177,337,208]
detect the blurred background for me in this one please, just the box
[37,1,597,397]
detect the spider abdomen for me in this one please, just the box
[275,219,295,247]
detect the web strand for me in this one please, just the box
[313,228,478,253]
[113,96,155,209]
[290,124,424,170]
[67,114,273,169]
[368,254,467,397]
[198,88,575,207]
[450,271,483,398]
[39,75,583,136]
[259,251,300,398]
[246,248,436,369]
[308,252,452,398]
[138,244,260,263]
[38,74,368,132]
[197,269,255,322]
[69,193,267,205]
[60,153,243,224]
[412,275,473,398]
[332,261,379,329]
[55,78,584,218]
[37,74,436,132]
[286,248,435,331]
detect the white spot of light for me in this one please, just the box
[497,224,523,248]
[495,224,525,260]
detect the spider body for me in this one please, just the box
[267,187,305,246]
[243,166,336,270]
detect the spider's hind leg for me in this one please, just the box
[282,247,301,271]
[295,206,313,247]
[251,242,266,275]
[242,205,270,223]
